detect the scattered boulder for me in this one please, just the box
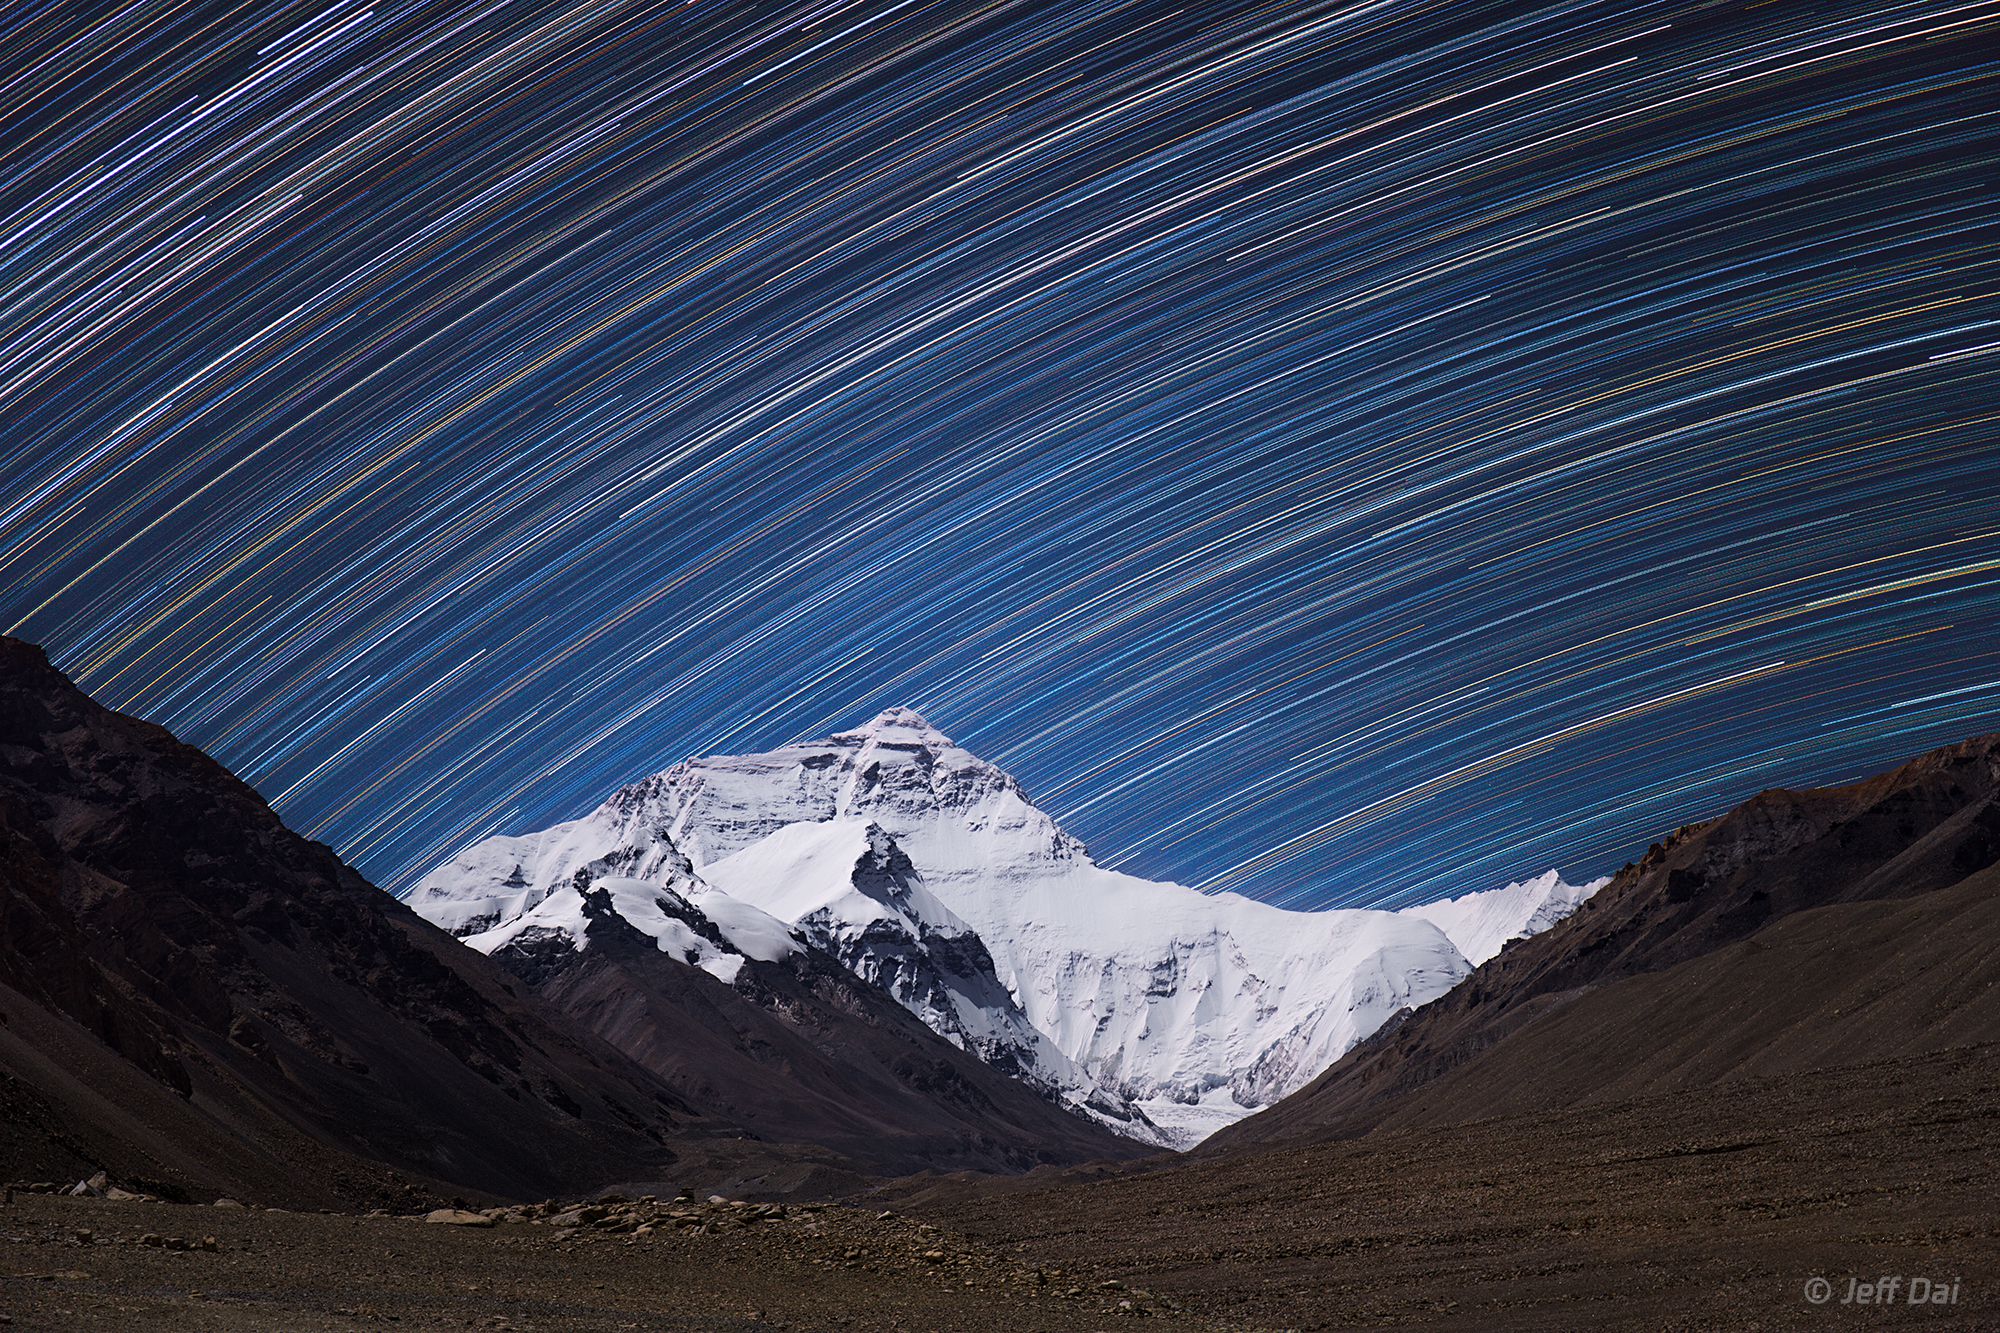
[134,1233,212,1251]
[66,1172,109,1198]
[424,1208,496,1227]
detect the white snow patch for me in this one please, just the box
[1399,869,1607,966]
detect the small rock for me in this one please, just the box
[423,1208,495,1227]
[73,1230,92,1246]
[211,1198,244,1209]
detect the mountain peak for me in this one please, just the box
[842,705,951,743]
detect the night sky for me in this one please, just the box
[2,0,1996,909]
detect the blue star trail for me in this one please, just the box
[2,0,1996,908]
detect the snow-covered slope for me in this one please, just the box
[410,707,1593,1147]
[1398,870,1607,966]
[407,779,713,937]
[700,819,1117,1121]
[463,872,800,986]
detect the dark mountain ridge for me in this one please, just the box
[0,637,717,1207]
[1211,731,2000,1148]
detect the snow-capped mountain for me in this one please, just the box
[406,778,712,938]
[407,747,1153,1136]
[412,708,1552,1145]
[609,710,1478,1140]
[1398,869,1606,966]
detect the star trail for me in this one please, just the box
[2,0,1996,908]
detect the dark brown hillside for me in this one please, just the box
[0,636,718,1206]
[1210,732,2000,1148]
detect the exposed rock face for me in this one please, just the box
[1209,732,2000,1150]
[695,818,1118,1124]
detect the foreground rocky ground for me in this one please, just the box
[0,1188,1209,1331]
[2,1045,1994,1331]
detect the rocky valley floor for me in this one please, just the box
[3,1044,1995,1331]
[0,1190,1200,1332]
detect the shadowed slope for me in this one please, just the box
[0,636,716,1205]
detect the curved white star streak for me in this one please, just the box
[1,0,1995,907]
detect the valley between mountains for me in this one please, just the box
[1,633,1994,1330]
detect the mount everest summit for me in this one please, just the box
[408,707,1601,1145]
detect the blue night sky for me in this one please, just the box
[2,0,1996,908]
